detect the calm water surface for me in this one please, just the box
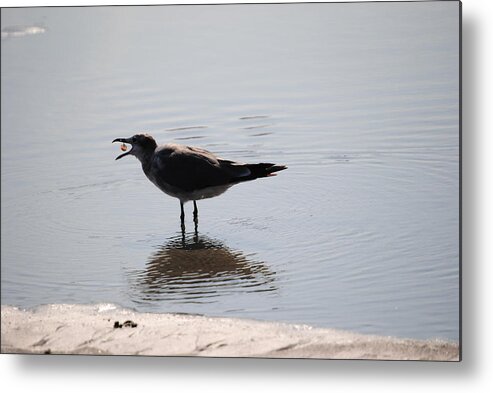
[1,3,459,341]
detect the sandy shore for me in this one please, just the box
[1,304,459,360]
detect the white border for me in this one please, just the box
[2,0,492,391]
[4,0,329,6]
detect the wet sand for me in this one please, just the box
[1,304,459,360]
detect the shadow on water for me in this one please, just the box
[130,229,277,304]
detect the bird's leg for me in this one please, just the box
[193,200,198,223]
[180,201,185,224]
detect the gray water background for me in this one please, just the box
[1,2,459,341]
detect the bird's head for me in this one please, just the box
[112,133,157,161]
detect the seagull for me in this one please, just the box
[112,133,287,225]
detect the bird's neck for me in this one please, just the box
[138,153,153,174]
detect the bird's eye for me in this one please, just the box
[132,137,136,143]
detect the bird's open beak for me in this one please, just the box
[112,137,132,160]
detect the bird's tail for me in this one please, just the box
[232,163,287,182]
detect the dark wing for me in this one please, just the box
[152,144,250,192]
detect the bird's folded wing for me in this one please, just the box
[153,146,250,192]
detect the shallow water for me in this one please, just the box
[1,3,459,341]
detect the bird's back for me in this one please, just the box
[147,144,245,192]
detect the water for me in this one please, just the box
[1,3,459,341]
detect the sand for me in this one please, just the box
[1,304,459,360]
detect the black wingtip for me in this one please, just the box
[268,164,287,173]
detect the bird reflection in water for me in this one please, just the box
[133,229,277,303]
